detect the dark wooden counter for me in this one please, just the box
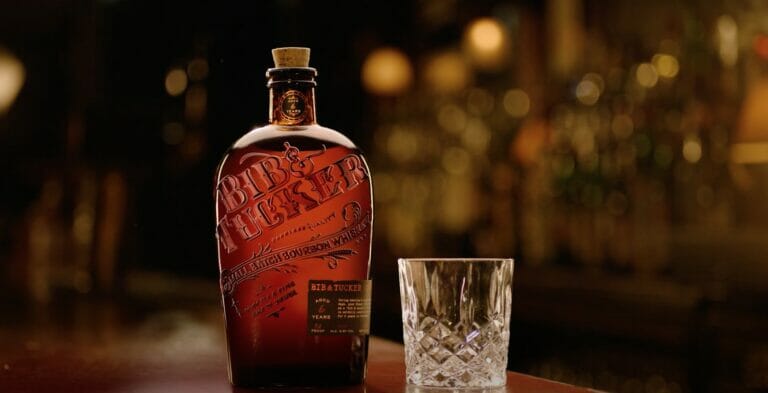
[0,299,595,393]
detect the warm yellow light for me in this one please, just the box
[547,0,584,78]
[442,147,471,175]
[652,54,679,79]
[187,58,209,81]
[467,88,494,115]
[469,18,503,52]
[682,136,702,163]
[165,68,188,96]
[437,104,467,134]
[0,48,25,114]
[611,114,634,139]
[573,126,595,156]
[635,63,658,88]
[575,79,600,105]
[464,18,507,70]
[361,47,413,96]
[463,118,491,153]
[738,80,768,143]
[503,89,530,118]
[731,142,768,164]
[717,15,738,67]
[387,127,419,163]
[583,73,604,92]
[423,51,470,94]
[439,176,476,234]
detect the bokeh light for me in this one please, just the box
[187,58,209,81]
[583,73,604,92]
[386,127,419,163]
[442,146,472,175]
[573,126,596,156]
[753,34,768,61]
[717,15,738,67]
[466,88,494,115]
[464,17,507,70]
[683,135,702,163]
[611,114,634,139]
[652,54,679,79]
[437,104,468,134]
[462,118,491,153]
[513,119,549,166]
[468,18,503,51]
[165,68,188,97]
[730,142,768,164]
[0,48,25,113]
[575,79,600,105]
[361,47,413,96]
[423,50,471,94]
[503,89,530,118]
[635,63,658,88]
[738,80,768,144]
[439,175,476,233]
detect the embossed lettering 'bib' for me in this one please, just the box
[213,47,373,388]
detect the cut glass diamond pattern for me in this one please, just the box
[399,259,512,388]
[403,318,509,386]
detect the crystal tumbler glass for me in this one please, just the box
[398,258,514,389]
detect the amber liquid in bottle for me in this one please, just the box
[214,50,373,387]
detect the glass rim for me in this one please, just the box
[398,258,514,263]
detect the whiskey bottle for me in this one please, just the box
[214,47,373,387]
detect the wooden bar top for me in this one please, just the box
[0,300,595,393]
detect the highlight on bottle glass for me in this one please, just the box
[398,258,514,389]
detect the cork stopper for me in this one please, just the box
[272,47,310,68]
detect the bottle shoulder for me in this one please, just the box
[215,124,366,181]
[232,124,358,151]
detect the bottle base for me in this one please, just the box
[230,364,366,388]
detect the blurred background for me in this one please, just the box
[2,0,768,392]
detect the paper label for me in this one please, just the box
[307,279,372,335]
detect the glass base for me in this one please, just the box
[405,384,506,393]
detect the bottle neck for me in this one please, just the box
[267,67,318,126]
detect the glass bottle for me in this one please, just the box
[213,47,373,387]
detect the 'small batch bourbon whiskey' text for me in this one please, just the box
[214,47,373,387]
